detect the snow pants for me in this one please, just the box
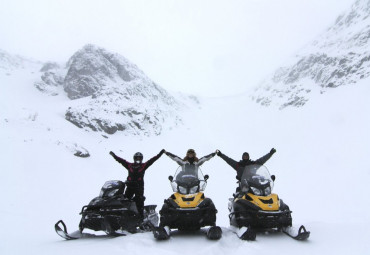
[125,182,145,219]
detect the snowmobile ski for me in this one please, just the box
[282,225,310,241]
[55,220,79,240]
[206,226,222,240]
[55,180,160,240]
[229,226,256,241]
[227,164,311,241]
[55,220,126,240]
[156,166,221,240]
[239,227,256,241]
[153,226,170,240]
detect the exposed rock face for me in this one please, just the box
[34,62,65,96]
[64,44,145,100]
[252,0,370,109]
[56,141,90,158]
[40,62,60,72]
[34,44,187,136]
[64,83,182,136]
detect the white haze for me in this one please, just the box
[0,0,354,96]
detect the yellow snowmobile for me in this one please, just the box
[153,166,222,240]
[228,164,310,241]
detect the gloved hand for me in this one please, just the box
[216,150,221,156]
[270,148,276,154]
[159,149,166,156]
[109,151,115,157]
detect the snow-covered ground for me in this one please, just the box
[1,65,370,254]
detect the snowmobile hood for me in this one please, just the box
[236,193,280,211]
[172,192,204,208]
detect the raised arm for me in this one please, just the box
[109,151,130,170]
[255,148,276,165]
[165,151,186,166]
[197,152,216,166]
[217,150,238,170]
[143,149,166,171]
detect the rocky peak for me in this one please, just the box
[64,44,144,99]
[252,0,370,109]
[34,44,190,136]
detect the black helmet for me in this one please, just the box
[242,152,249,160]
[133,152,143,163]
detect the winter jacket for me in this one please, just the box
[166,152,215,166]
[218,151,274,181]
[166,152,215,177]
[111,150,164,184]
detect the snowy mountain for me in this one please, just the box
[2,1,370,254]
[2,56,370,254]
[34,44,195,136]
[252,0,370,109]
[0,49,41,71]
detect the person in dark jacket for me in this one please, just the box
[109,149,165,219]
[165,149,216,180]
[216,148,276,181]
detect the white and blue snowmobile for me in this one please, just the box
[55,180,158,240]
[228,164,310,241]
[153,166,222,240]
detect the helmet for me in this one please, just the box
[242,152,249,160]
[133,152,143,163]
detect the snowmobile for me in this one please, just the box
[228,164,310,241]
[153,166,222,240]
[55,180,159,240]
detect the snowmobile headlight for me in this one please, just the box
[251,187,263,196]
[264,187,271,196]
[189,186,199,194]
[178,186,187,194]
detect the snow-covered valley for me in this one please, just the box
[1,61,370,254]
[1,1,370,253]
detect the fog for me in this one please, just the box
[0,0,354,96]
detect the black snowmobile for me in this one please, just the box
[153,166,222,240]
[55,180,158,240]
[228,164,310,241]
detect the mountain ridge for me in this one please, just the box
[252,0,370,109]
[0,44,198,137]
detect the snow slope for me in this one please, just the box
[252,0,370,109]
[34,44,190,137]
[1,57,370,255]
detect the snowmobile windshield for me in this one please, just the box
[99,180,125,198]
[171,166,207,194]
[240,164,274,196]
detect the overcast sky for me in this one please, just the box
[0,0,355,97]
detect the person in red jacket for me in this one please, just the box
[109,149,165,219]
